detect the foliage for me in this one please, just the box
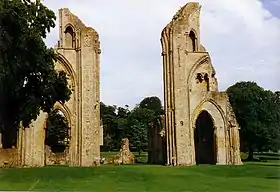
[0,0,71,148]
[139,96,164,116]
[227,81,280,160]
[45,109,69,152]
[100,102,130,151]
[100,96,162,154]
[127,107,156,155]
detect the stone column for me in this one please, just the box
[232,127,243,165]
[162,31,171,165]
[21,110,47,167]
[80,29,100,166]
[215,126,227,165]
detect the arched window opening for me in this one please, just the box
[204,73,210,91]
[196,73,203,83]
[189,31,196,52]
[45,109,70,153]
[64,26,75,48]
[194,110,216,164]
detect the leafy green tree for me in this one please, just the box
[100,102,118,150]
[0,0,71,148]
[139,96,164,116]
[117,106,130,118]
[45,109,69,152]
[227,81,280,160]
[127,107,156,155]
[100,102,116,118]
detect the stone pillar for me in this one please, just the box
[80,29,100,166]
[232,127,242,165]
[21,110,47,167]
[162,28,177,166]
[216,126,227,165]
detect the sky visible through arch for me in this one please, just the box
[42,0,280,109]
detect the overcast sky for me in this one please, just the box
[42,0,280,108]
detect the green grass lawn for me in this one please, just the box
[0,154,279,192]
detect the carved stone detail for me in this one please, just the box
[161,2,242,166]
[84,34,92,47]
[4,8,102,168]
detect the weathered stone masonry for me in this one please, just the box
[0,8,102,167]
[161,2,242,166]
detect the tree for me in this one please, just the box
[227,81,280,160]
[0,0,71,148]
[127,106,156,155]
[45,109,69,152]
[139,96,164,116]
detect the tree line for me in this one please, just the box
[100,97,163,154]
[0,0,279,161]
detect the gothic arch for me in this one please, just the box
[187,55,211,85]
[188,28,198,37]
[64,24,76,48]
[56,53,77,90]
[64,23,75,32]
[194,109,215,128]
[191,99,227,164]
[188,29,197,52]
[194,110,216,164]
[191,99,226,127]
[53,102,71,126]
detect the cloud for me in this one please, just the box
[42,0,280,108]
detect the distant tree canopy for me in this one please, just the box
[139,96,164,116]
[0,0,71,148]
[227,81,280,160]
[101,85,280,160]
[100,96,163,155]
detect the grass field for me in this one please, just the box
[0,153,279,192]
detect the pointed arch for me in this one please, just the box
[53,102,71,126]
[191,99,226,127]
[194,110,216,164]
[56,53,77,90]
[187,54,212,85]
[64,24,76,48]
[189,30,196,52]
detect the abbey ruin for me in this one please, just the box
[0,8,102,167]
[0,2,242,168]
[160,2,242,166]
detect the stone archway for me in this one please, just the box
[194,110,216,165]
[161,2,242,166]
[44,107,70,165]
[13,8,102,168]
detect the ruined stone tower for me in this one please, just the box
[5,8,102,167]
[54,8,101,166]
[161,2,242,166]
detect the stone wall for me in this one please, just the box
[45,146,68,165]
[56,8,101,167]
[161,2,242,166]
[0,148,19,167]
[18,110,47,167]
[0,8,102,168]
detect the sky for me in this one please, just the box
[42,0,280,108]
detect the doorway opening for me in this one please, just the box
[194,110,216,164]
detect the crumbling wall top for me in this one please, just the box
[58,8,100,51]
[162,2,201,34]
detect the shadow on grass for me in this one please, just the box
[260,164,280,167]
[265,176,280,180]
